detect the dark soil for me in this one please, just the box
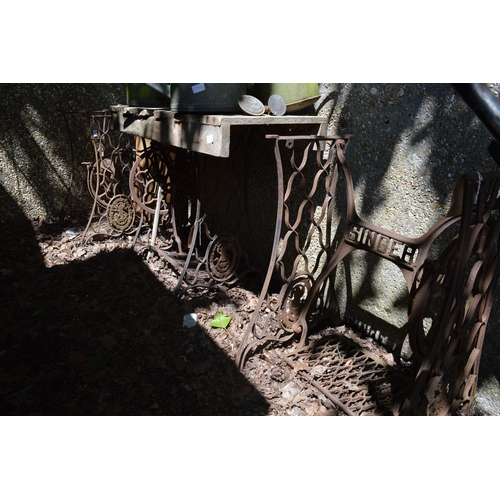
[1,216,344,416]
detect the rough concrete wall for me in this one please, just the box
[314,84,500,395]
[0,84,126,223]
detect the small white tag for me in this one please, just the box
[206,134,214,144]
[192,83,205,94]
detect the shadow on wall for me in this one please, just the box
[0,84,127,223]
[314,83,500,386]
[316,83,498,222]
[0,184,269,415]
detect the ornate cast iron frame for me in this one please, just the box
[81,113,262,296]
[236,134,500,415]
[128,138,263,297]
[81,111,136,243]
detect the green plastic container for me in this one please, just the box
[249,83,320,113]
[126,84,170,108]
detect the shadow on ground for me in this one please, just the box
[0,188,269,415]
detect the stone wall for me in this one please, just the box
[0,84,126,223]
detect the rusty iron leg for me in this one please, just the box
[236,135,353,368]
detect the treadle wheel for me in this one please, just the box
[406,215,500,415]
[106,194,136,232]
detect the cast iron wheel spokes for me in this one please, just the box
[410,224,499,414]
[400,172,500,415]
[106,194,136,233]
[407,233,461,365]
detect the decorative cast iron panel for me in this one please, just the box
[80,111,136,243]
[236,134,500,415]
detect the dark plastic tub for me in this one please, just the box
[170,83,246,113]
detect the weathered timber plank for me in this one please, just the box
[110,105,327,157]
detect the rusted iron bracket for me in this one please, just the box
[236,134,500,415]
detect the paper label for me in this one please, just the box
[192,83,205,94]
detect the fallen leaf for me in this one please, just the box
[210,311,232,329]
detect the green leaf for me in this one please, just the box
[210,311,232,329]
